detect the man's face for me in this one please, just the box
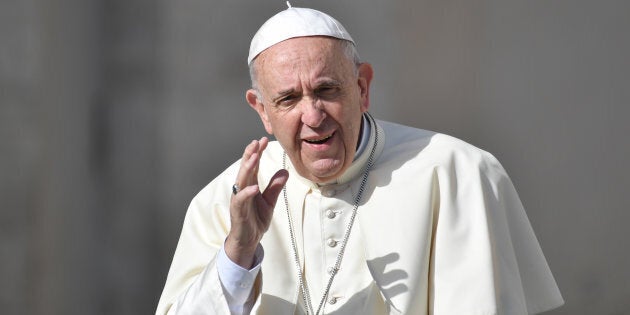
[246,37,373,183]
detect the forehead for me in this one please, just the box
[254,37,351,86]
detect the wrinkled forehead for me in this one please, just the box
[257,36,340,65]
[254,37,351,84]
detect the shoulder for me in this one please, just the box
[376,119,501,172]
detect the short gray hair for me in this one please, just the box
[248,38,361,91]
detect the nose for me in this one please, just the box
[300,97,326,128]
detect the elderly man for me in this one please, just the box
[157,6,563,315]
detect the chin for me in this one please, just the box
[305,161,345,182]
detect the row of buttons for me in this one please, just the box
[325,210,338,252]
[324,205,340,306]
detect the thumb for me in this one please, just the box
[262,169,289,207]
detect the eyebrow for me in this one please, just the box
[270,78,344,103]
[317,79,343,88]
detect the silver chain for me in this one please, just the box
[282,126,378,315]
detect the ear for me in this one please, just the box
[246,89,274,134]
[357,63,374,112]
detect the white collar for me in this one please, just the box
[353,114,371,161]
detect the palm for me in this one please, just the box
[225,137,289,268]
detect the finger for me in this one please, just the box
[230,184,260,212]
[242,139,260,161]
[242,152,261,188]
[261,169,289,208]
[235,140,261,188]
[252,137,268,176]
[257,137,269,154]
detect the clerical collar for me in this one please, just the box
[353,114,371,161]
[329,112,384,186]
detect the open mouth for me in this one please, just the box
[303,133,334,145]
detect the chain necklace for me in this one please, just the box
[281,128,378,315]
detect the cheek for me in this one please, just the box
[262,117,274,134]
[269,114,299,142]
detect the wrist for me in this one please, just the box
[224,235,259,268]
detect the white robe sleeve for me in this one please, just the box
[216,244,263,315]
[431,150,564,315]
[155,164,263,315]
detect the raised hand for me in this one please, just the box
[225,137,289,268]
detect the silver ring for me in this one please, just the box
[232,184,240,195]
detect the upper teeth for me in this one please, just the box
[305,135,331,143]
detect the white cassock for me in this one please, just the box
[156,114,564,315]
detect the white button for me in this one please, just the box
[322,189,336,197]
[327,238,338,247]
[326,209,336,219]
[328,297,338,305]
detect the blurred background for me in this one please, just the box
[1,0,628,314]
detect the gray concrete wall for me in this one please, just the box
[2,0,628,314]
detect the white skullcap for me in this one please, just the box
[247,6,355,64]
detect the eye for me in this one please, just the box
[275,94,299,107]
[316,85,341,100]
